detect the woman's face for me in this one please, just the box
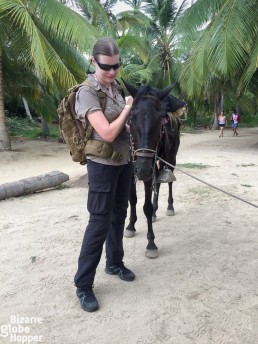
[92,54,120,86]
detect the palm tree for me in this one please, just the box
[0,0,102,150]
[179,0,258,123]
[115,0,188,90]
[141,0,188,87]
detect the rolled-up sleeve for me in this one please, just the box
[75,86,102,123]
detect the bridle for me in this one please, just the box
[133,148,157,157]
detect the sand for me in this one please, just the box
[0,127,258,344]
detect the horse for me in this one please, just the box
[122,80,186,258]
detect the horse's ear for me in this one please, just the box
[121,78,139,98]
[157,82,177,100]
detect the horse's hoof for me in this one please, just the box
[166,209,175,216]
[124,229,136,238]
[145,249,159,259]
[152,216,156,223]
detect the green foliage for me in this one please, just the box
[6,117,60,140]
[238,114,258,128]
[183,113,212,127]
[179,0,258,98]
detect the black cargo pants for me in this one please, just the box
[74,159,133,289]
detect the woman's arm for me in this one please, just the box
[87,96,133,142]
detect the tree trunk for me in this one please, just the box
[0,171,69,200]
[212,93,221,129]
[22,97,34,122]
[0,51,12,150]
[41,116,50,137]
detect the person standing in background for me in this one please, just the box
[231,111,240,137]
[218,111,227,137]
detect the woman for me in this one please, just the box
[231,111,240,137]
[218,111,227,137]
[74,38,134,312]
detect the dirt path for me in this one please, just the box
[0,127,258,344]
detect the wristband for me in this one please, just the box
[125,104,132,109]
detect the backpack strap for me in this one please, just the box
[78,79,107,112]
[75,79,107,142]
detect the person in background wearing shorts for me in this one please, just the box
[231,111,240,137]
[218,111,227,137]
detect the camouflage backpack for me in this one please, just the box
[57,80,123,165]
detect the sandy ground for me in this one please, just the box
[0,127,258,344]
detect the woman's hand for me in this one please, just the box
[125,96,133,107]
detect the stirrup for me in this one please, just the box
[156,167,176,183]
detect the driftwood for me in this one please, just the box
[0,171,69,201]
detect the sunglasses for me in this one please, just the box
[95,59,122,71]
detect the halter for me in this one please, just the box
[129,119,163,188]
[134,148,156,157]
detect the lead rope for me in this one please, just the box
[156,156,258,209]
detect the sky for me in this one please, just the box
[112,0,189,14]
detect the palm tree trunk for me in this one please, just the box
[212,93,221,129]
[0,51,12,150]
[22,97,34,122]
[41,117,49,137]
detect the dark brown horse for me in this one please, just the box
[123,81,186,258]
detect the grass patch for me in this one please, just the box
[177,163,212,169]
[189,186,214,197]
[30,256,37,263]
[7,116,60,140]
[55,184,69,190]
[237,163,256,167]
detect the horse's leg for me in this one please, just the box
[166,181,175,216]
[124,177,137,238]
[152,183,161,222]
[144,181,158,258]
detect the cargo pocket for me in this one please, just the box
[87,182,111,215]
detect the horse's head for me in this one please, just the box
[123,80,186,182]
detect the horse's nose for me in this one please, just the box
[135,164,153,181]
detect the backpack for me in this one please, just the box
[57,79,118,165]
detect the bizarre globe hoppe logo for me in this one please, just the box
[0,315,44,343]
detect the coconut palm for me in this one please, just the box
[115,0,189,90]
[141,0,188,87]
[179,0,258,103]
[0,0,105,150]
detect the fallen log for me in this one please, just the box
[0,171,69,200]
